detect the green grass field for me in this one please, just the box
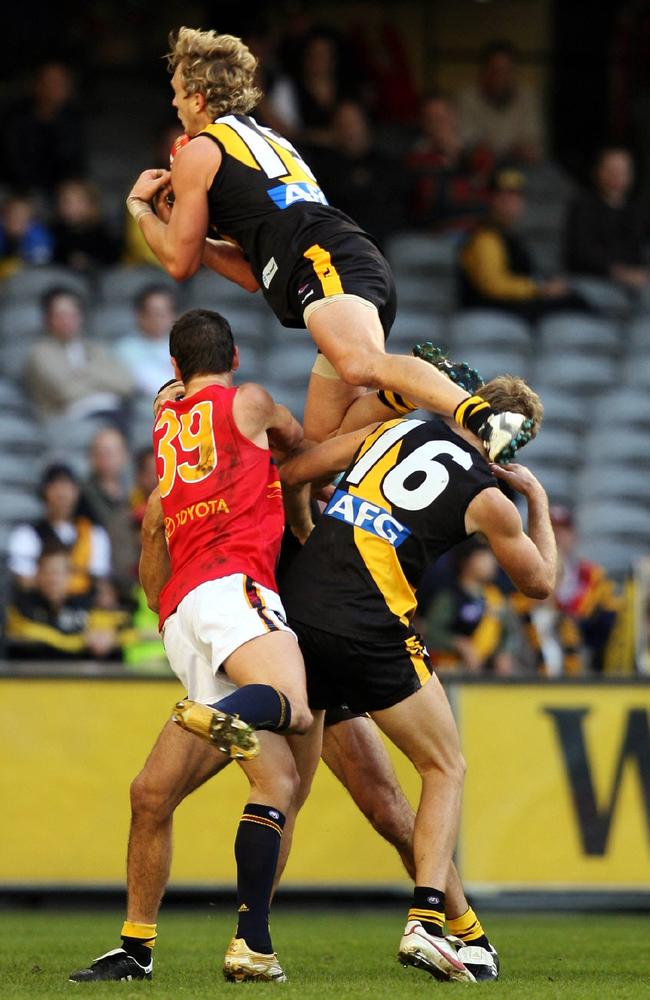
[1,909,648,999]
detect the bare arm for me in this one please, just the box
[279,424,379,489]
[202,239,260,292]
[465,464,557,599]
[138,488,171,613]
[127,138,219,281]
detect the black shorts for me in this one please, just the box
[287,231,397,341]
[323,705,367,727]
[291,619,433,714]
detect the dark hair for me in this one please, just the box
[169,309,235,381]
[41,286,85,314]
[134,283,176,313]
[40,462,78,492]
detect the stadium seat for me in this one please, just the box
[0,487,43,524]
[264,382,307,419]
[591,389,650,430]
[584,428,650,467]
[448,310,531,352]
[627,316,650,351]
[394,273,454,311]
[0,378,25,412]
[385,232,457,275]
[577,501,650,542]
[526,235,562,274]
[523,465,575,506]
[266,342,317,387]
[622,354,650,388]
[388,312,447,353]
[576,465,650,507]
[0,302,42,340]
[98,266,177,304]
[532,386,587,431]
[538,313,621,356]
[2,267,91,303]
[519,427,579,468]
[532,354,617,394]
[569,277,630,317]
[186,270,266,312]
[448,347,530,383]
[0,452,41,489]
[0,413,43,453]
[90,303,136,340]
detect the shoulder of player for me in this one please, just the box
[465,484,520,536]
[172,134,221,183]
[233,382,275,416]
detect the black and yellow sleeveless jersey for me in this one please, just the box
[198,113,381,326]
[281,417,496,640]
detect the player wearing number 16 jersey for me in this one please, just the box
[278,375,556,984]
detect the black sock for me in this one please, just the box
[120,938,154,966]
[408,886,446,937]
[454,395,494,436]
[212,684,292,732]
[235,803,285,953]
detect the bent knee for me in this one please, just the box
[130,772,176,821]
[335,352,381,387]
[287,704,313,735]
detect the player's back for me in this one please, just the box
[153,383,284,626]
[282,417,495,639]
[198,113,378,324]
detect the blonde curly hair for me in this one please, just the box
[167,26,261,119]
[480,374,544,439]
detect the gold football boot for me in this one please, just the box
[171,700,259,760]
[223,937,287,982]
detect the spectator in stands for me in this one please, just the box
[0,194,53,277]
[550,505,620,673]
[7,463,111,594]
[81,427,137,596]
[5,546,131,661]
[52,180,120,273]
[306,101,404,245]
[23,287,135,423]
[292,29,360,146]
[114,285,177,397]
[404,92,492,233]
[456,40,544,165]
[424,538,517,674]
[0,62,86,195]
[130,447,158,530]
[564,148,650,294]
[243,23,301,138]
[457,166,587,320]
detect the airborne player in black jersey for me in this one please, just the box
[125,26,531,466]
[278,374,556,983]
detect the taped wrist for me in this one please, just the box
[127,197,154,224]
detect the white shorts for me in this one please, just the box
[162,574,297,704]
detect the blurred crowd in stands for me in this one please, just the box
[0,18,648,675]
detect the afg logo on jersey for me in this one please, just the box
[267,181,329,209]
[325,489,411,546]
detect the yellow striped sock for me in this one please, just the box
[121,921,157,949]
[447,906,485,943]
[407,907,445,930]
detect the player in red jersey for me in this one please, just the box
[70,309,314,985]
[124,26,532,465]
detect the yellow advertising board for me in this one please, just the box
[458,683,650,890]
[0,678,418,886]
[2,678,648,890]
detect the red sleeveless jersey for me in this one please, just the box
[153,383,284,626]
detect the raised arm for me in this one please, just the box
[279,424,379,489]
[202,239,260,292]
[127,138,218,281]
[465,464,557,599]
[139,488,171,613]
